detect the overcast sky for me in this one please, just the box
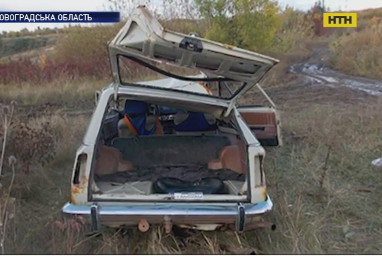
[1,0,382,32]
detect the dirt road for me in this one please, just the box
[291,45,382,96]
[255,44,381,109]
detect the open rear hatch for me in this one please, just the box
[108,5,279,112]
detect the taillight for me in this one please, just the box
[72,153,88,185]
[71,153,88,205]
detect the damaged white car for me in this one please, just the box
[62,6,282,233]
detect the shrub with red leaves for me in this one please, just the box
[308,1,335,36]
[0,55,143,85]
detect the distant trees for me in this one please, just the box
[194,0,281,51]
[308,0,332,36]
[105,0,281,52]
[1,27,60,38]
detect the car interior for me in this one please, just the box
[92,98,249,197]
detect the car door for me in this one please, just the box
[237,105,282,146]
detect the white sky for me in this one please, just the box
[1,0,382,32]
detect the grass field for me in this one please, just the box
[1,3,382,255]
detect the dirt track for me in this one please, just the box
[287,44,381,104]
[291,45,382,96]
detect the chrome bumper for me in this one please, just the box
[62,197,273,232]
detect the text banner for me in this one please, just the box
[0,12,120,23]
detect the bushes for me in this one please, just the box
[0,37,50,57]
[327,23,382,79]
[327,7,382,79]
[195,0,281,52]
[271,7,314,53]
[2,27,58,38]
[0,24,129,84]
[53,24,121,72]
[0,56,104,84]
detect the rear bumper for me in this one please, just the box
[62,196,273,231]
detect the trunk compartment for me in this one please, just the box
[92,135,248,199]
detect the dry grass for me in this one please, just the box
[328,23,382,79]
[0,79,107,106]
[0,112,89,254]
[327,8,382,80]
[262,101,382,254]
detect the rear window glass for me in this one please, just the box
[117,55,247,100]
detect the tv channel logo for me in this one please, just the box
[323,13,357,27]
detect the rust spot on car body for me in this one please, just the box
[71,175,89,205]
[198,82,213,95]
[70,193,76,205]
